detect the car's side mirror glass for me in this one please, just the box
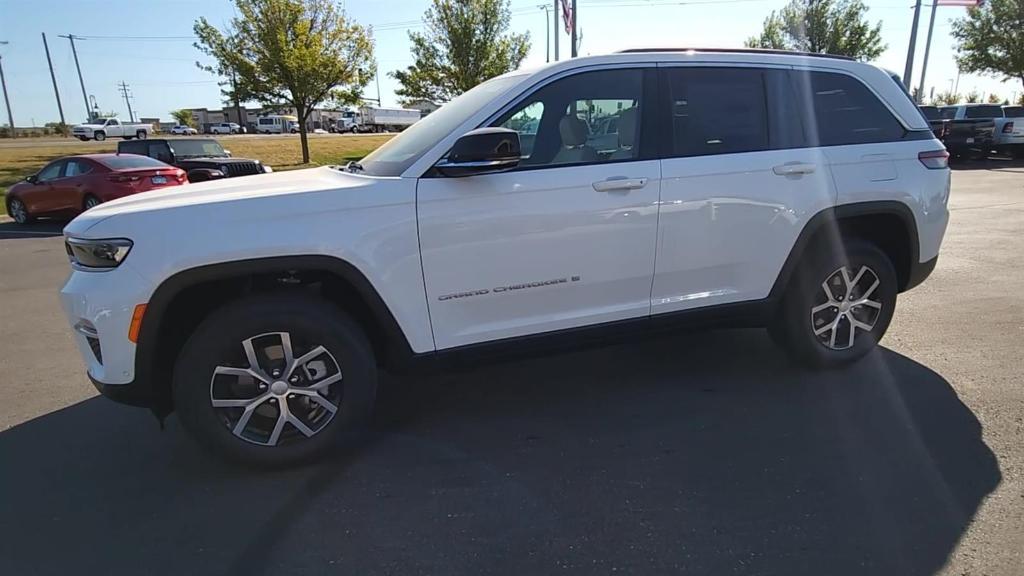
[435,127,521,177]
[26,174,37,184]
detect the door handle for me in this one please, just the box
[772,162,816,176]
[592,177,648,192]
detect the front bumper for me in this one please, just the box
[89,372,153,408]
[903,255,938,292]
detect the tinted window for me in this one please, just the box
[665,67,769,157]
[118,140,145,155]
[1004,106,1024,118]
[64,160,94,177]
[793,71,904,146]
[491,68,645,167]
[965,105,1003,119]
[919,106,940,120]
[167,139,226,158]
[37,161,63,182]
[258,118,274,125]
[500,101,544,157]
[100,155,170,170]
[939,107,958,120]
[148,142,174,163]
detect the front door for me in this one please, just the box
[20,160,65,214]
[418,67,661,349]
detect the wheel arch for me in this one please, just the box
[769,201,920,301]
[136,255,415,416]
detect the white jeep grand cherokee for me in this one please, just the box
[61,49,949,466]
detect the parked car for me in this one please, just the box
[117,138,272,180]
[918,105,949,140]
[61,49,949,466]
[996,105,1024,158]
[5,154,185,224]
[935,104,1007,159]
[170,125,198,136]
[255,115,299,134]
[210,122,242,135]
[72,118,152,141]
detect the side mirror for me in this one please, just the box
[436,127,520,177]
[186,168,226,183]
[26,174,38,184]
[223,150,232,157]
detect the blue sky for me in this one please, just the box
[0,0,1019,127]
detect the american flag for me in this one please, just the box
[936,0,983,6]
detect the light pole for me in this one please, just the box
[0,41,14,138]
[539,5,550,63]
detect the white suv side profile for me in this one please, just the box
[60,49,950,466]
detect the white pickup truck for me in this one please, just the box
[72,118,152,142]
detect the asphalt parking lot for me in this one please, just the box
[0,162,1022,575]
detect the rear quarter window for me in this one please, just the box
[792,70,905,146]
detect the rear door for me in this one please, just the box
[652,65,836,314]
[51,159,95,210]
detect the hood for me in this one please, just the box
[64,166,371,236]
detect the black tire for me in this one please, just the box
[173,293,377,467]
[772,238,898,368]
[77,136,89,142]
[94,131,106,142]
[82,195,101,211]
[6,196,35,224]
[136,130,147,140]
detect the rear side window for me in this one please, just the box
[964,105,1003,119]
[64,159,94,177]
[919,106,940,120]
[793,70,904,146]
[664,67,769,157]
[101,155,170,170]
[1004,106,1024,118]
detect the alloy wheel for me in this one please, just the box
[83,197,100,210]
[8,199,28,224]
[210,331,344,446]
[809,265,883,351]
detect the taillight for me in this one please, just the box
[108,174,141,183]
[175,170,186,184]
[918,149,949,169]
[1003,121,1014,134]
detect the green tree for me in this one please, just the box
[170,109,196,128]
[391,0,529,104]
[932,91,959,105]
[965,90,981,103]
[745,0,885,61]
[951,0,1024,92]
[194,0,375,163]
[987,93,1004,104]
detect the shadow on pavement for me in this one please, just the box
[0,329,1000,575]
[950,156,1024,171]
[0,219,65,239]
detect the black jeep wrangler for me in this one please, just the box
[117,138,271,182]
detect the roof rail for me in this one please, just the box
[617,47,856,61]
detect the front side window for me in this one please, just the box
[491,68,646,168]
[794,71,904,146]
[665,67,769,157]
[37,161,63,182]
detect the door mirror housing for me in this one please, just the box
[25,174,38,184]
[436,127,520,177]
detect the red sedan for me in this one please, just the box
[5,154,187,225]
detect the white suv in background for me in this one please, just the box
[60,49,950,466]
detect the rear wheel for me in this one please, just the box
[772,239,897,368]
[136,130,147,140]
[6,197,34,224]
[82,195,100,211]
[173,293,377,467]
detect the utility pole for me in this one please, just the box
[570,0,578,58]
[375,66,381,106]
[902,0,922,87]
[0,41,14,138]
[916,0,938,104]
[553,0,559,61]
[117,81,135,123]
[59,34,91,122]
[539,5,550,63]
[41,33,67,131]
[231,72,244,128]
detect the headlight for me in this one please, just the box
[65,237,133,270]
[263,165,273,173]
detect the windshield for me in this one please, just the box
[965,105,1003,119]
[357,73,526,177]
[169,139,228,158]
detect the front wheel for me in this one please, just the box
[82,195,101,211]
[94,131,106,142]
[6,197,35,224]
[772,239,897,368]
[173,293,377,467]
